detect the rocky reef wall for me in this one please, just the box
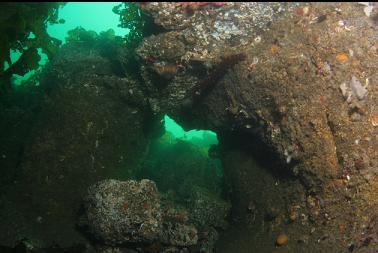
[0,34,158,248]
[0,2,377,253]
[136,2,378,252]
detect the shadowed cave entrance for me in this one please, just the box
[134,114,230,252]
[136,114,225,199]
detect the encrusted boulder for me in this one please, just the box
[84,179,162,245]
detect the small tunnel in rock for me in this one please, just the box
[136,114,226,209]
[134,114,231,252]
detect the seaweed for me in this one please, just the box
[0,3,64,93]
[113,2,145,51]
[66,27,98,44]
[0,47,41,93]
[113,3,167,78]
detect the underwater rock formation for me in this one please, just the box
[83,179,232,252]
[136,137,229,252]
[188,187,230,230]
[0,2,377,253]
[83,179,162,245]
[0,31,158,248]
[187,187,230,253]
[137,2,378,253]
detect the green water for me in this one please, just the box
[47,2,128,42]
[164,114,218,146]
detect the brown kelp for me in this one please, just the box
[0,3,64,93]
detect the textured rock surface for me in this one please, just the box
[1,2,377,252]
[160,222,198,247]
[0,38,155,247]
[84,179,161,245]
[83,179,203,251]
[137,2,378,252]
[188,187,230,229]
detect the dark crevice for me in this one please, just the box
[218,130,296,180]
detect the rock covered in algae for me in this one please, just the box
[84,179,162,245]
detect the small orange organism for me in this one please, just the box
[270,44,280,55]
[336,52,349,62]
[276,234,289,246]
